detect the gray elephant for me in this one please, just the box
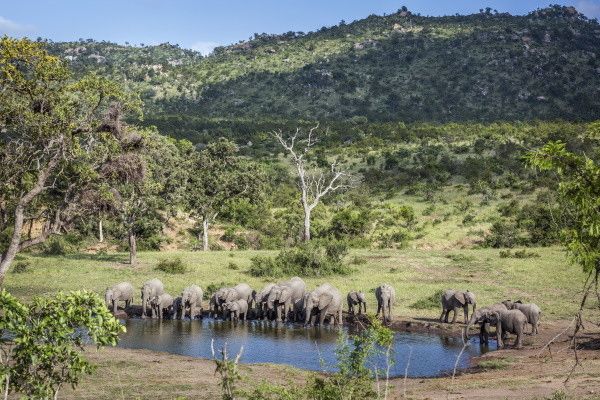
[465,302,508,344]
[347,291,367,315]
[179,285,204,319]
[141,278,165,318]
[105,282,134,314]
[502,300,541,334]
[223,299,249,321]
[267,277,306,322]
[440,289,476,324]
[304,283,343,326]
[476,309,527,349]
[209,288,229,317]
[254,283,276,320]
[375,284,396,323]
[150,293,174,320]
[225,283,254,307]
[173,296,183,319]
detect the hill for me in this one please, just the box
[44,5,600,126]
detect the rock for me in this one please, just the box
[113,310,129,319]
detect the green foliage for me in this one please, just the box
[10,261,30,274]
[41,237,72,256]
[410,289,444,310]
[499,249,540,259]
[0,290,123,399]
[328,206,372,239]
[248,240,350,277]
[155,257,188,274]
[527,141,600,273]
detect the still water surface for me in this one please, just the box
[118,319,492,378]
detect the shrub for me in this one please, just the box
[483,220,523,248]
[155,257,187,274]
[350,256,367,265]
[248,240,350,278]
[11,261,30,274]
[410,289,444,309]
[228,262,240,270]
[499,249,540,259]
[42,237,70,256]
[328,207,372,239]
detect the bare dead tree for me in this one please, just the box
[272,125,354,241]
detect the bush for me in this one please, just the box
[42,237,70,256]
[248,240,351,278]
[410,289,444,309]
[228,262,240,270]
[155,257,187,274]
[483,220,524,248]
[11,261,30,274]
[499,249,540,259]
[350,256,367,265]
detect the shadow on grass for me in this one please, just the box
[28,252,126,263]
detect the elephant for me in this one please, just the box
[439,289,476,324]
[223,299,249,321]
[172,296,183,320]
[267,277,306,322]
[465,302,508,344]
[502,300,541,334]
[179,285,204,319]
[254,283,276,320]
[375,284,396,323]
[150,293,174,320]
[141,279,165,318]
[105,282,134,314]
[347,291,367,315]
[209,288,229,317]
[476,309,528,349]
[224,283,254,307]
[304,283,343,326]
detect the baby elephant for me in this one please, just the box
[151,293,174,319]
[347,291,367,315]
[105,282,134,314]
[179,285,204,319]
[224,299,248,321]
[502,300,541,335]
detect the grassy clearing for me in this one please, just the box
[5,247,594,321]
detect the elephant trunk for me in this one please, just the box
[464,315,476,342]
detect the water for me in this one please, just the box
[117,319,493,378]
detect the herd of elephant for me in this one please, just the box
[105,280,541,348]
[104,277,395,326]
[441,289,542,348]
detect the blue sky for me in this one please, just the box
[1,0,599,54]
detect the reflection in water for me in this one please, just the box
[117,319,492,378]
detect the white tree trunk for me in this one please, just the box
[303,205,311,242]
[202,217,209,251]
[98,218,104,243]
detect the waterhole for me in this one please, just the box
[117,319,493,378]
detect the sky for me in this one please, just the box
[0,0,599,55]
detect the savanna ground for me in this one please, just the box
[5,247,600,399]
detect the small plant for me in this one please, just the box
[499,249,540,259]
[211,340,243,400]
[350,256,368,265]
[42,237,69,256]
[228,262,239,270]
[11,261,30,274]
[446,253,476,263]
[410,289,444,309]
[155,257,187,274]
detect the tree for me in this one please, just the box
[272,126,353,241]
[0,290,123,399]
[186,138,263,251]
[0,38,139,282]
[103,126,190,264]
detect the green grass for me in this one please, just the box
[5,247,594,321]
[478,357,515,370]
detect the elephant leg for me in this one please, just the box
[463,305,469,324]
[112,301,117,314]
[451,307,457,323]
[376,302,381,317]
[515,332,523,349]
[319,310,326,326]
[439,308,446,322]
[338,309,343,325]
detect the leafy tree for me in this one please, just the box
[186,138,264,251]
[0,290,123,399]
[0,37,140,282]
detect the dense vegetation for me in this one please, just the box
[43,5,600,125]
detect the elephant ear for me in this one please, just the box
[349,292,359,302]
[280,289,291,303]
[318,293,334,310]
[454,292,466,305]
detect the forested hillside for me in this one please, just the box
[44,5,600,127]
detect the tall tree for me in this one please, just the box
[272,126,352,241]
[186,138,263,251]
[0,38,139,282]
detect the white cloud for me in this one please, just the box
[189,41,220,56]
[577,0,600,19]
[0,16,32,34]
